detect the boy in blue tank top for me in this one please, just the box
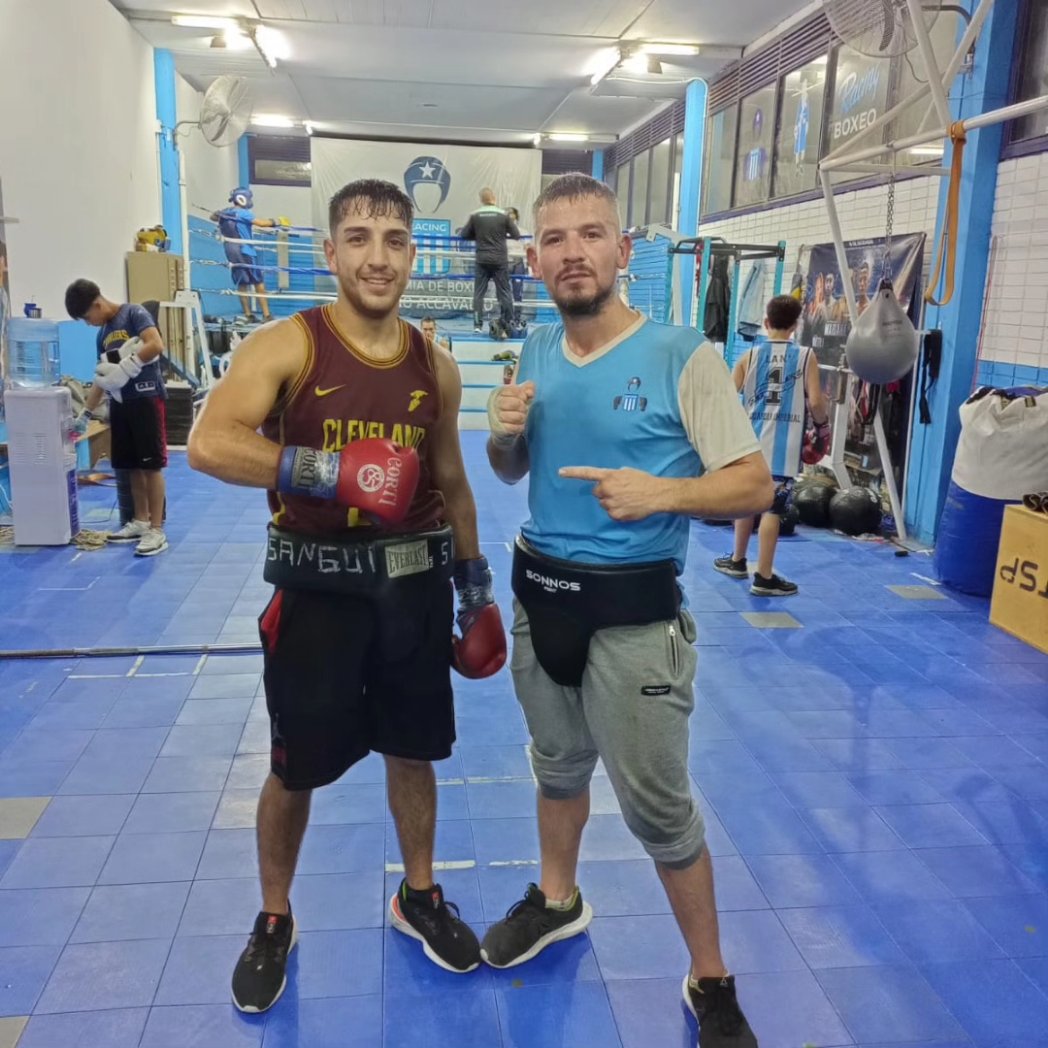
[714,295,829,596]
[211,188,287,324]
[485,174,773,1047]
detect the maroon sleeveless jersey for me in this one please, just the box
[262,305,446,536]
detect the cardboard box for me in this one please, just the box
[990,504,1048,655]
[85,421,110,469]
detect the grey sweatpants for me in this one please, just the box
[510,602,706,869]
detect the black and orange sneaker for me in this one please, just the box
[231,907,297,1013]
[683,974,759,1047]
[389,879,481,973]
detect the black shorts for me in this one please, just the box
[109,396,167,471]
[231,263,264,288]
[771,476,796,516]
[259,570,456,790]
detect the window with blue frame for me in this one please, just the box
[891,13,963,165]
[1009,0,1048,146]
[774,56,829,198]
[248,135,311,187]
[699,8,973,217]
[734,86,776,207]
[703,107,737,215]
[825,45,891,157]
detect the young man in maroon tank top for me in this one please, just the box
[188,179,506,1012]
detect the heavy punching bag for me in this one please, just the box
[794,479,837,528]
[778,503,800,536]
[845,279,919,385]
[829,487,883,536]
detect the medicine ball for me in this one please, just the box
[829,486,883,536]
[793,481,836,528]
[778,503,800,536]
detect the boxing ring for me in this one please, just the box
[172,211,671,430]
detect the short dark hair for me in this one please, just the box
[328,179,413,235]
[766,294,803,331]
[65,278,101,320]
[421,315,435,325]
[532,173,618,227]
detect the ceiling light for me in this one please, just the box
[908,144,945,156]
[637,43,700,56]
[172,15,238,30]
[532,133,542,147]
[304,121,315,136]
[252,114,295,128]
[549,133,588,142]
[588,47,621,87]
[253,25,290,68]
[623,55,662,75]
[220,28,253,51]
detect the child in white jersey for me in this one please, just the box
[714,295,829,595]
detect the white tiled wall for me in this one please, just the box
[977,153,1048,382]
[698,175,943,296]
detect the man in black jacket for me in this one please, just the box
[460,189,520,336]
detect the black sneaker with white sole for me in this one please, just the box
[683,974,758,1047]
[389,880,481,973]
[750,572,798,596]
[480,883,593,969]
[713,555,748,579]
[232,908,297,1013]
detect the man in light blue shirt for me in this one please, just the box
[484,173,772,1048]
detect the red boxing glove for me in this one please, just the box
[801,431,824,465]
[801,421,831,465]
[451,557,506,678]
[277,437,420,525]
[335,438,420,524]
[452,603,507,679]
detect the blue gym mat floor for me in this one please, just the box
[0,434,1047,1048]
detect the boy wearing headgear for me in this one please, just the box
[211,187,287,323]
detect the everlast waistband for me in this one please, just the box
[263,525,454,595]
[511,537,680,687]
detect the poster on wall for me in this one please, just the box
[798,232,926,366]
[796,231,926,490]
[310,138,541,318]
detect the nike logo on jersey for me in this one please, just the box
[315,385,347,398]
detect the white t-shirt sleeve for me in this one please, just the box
[678,342,760,472]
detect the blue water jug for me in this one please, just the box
[7,317,61,388]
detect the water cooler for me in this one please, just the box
[6,389,80,545]
[4,316,79,545]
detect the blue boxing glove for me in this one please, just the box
[451,556,506,678]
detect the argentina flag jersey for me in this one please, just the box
[739,338,812,480]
